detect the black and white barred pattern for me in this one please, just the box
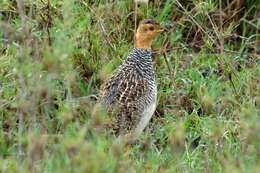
[100,48,157,135]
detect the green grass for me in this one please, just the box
[0,0,259,173]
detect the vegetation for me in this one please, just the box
[0,0,259,172]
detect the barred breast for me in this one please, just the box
[100,48,157,136]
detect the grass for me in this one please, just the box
[0,0,259,172]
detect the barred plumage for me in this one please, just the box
[99,19,162,137]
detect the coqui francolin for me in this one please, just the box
[99,19,163,138]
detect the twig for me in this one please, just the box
[66,95,99,103]
[205,13,221,47]
[134,1,138,45]
[39,95,98,107]
[160,35,174,86]
[255,12,260,55]
[228,73,238,96]
[16,0,27,162]
[175,0,218,47]
[219,0,224,55]
[16,0,28,35]
[162,51,174,86]
[47,0,52,45]
[98,21,116,51]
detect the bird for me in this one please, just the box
[98,19,162,138]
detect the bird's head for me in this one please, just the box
[135,19,163,50]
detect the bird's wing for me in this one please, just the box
[100,67,149,108]
[101,66,152,131]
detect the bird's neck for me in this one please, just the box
[130,48,155,80]
[135,40,152,50]
[132,48,152,59]
[135,33,153,50]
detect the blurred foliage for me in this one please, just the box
[0,0,259,172]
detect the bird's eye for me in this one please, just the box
[149,26,154,31]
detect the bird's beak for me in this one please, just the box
[156,28,164,33]
[158,28,164,32]
[155,24,164,33]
